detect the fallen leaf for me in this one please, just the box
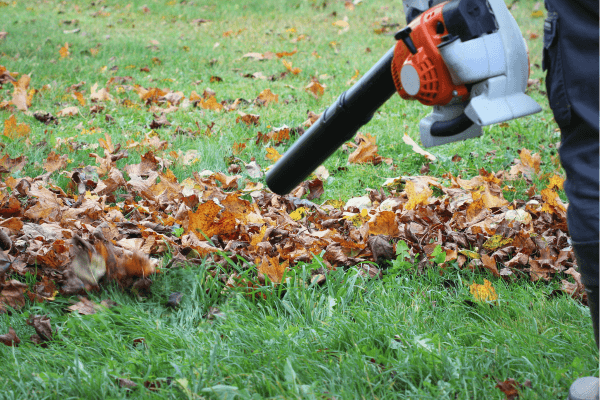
[0,327,20,347]
[57,106,80,117]
[2,114,30,139]
[402,133,436,161]
[469,279,498,302]
[10,74,31,111]
[282,59,301,75]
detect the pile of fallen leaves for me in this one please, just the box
[0,148,583,312]
[0,63,584,319]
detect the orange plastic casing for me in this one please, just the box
[391,2,469,106]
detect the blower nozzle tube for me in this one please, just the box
[266,47,397,195]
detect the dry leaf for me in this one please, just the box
[402,133,436,161]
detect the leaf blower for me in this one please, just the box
[266,0,541,195]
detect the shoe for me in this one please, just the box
[568,377,599,400]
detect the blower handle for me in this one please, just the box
[266,46,397,195]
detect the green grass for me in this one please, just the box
[1,258,596,399]
[0,0,597,398]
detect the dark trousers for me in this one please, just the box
[544,0,599,346]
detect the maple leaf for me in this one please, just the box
[198,96,223,111]
[265,147,282,162]
[90,83,113,102]
[187,200,237,240]
[57,106,80,117]
[232,142,246,155]
[404,181,432,210]
[236,112,260,126]
[72,91,86,106]
[256,88,279,106]
[368,211,399,236]
[547,174,564,190]
[305,80,326,98]
[540,188,566,214]
[2,114,30,139]
[469,279,498,302]
[43,151,68,173]
[258,256,289,284]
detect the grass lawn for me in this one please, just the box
[0,0,597,398]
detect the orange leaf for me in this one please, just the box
[256,88,278,106]
[368,211,399,236]
[305,80,325,98]
[547,174,564,190]
[236,112,259,126]
[2,114,30,139]
[258,256,288,284]
[275,48,297,58]
[72,91,86,106]
[232,142,246,155]
[540,188,566,214]
[199,96,223,111]
[59,42,70,58]
[282,59,301,75]
[519,148,540,173]
[265,147,282,162]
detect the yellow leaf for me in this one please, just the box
[540,188,566,214]
[482,235,513,251]
[289,207,306,221]
[459,249,480,259]
[469,279,498,302]
[404,180,432,210]
[265,147,282,162]
[547,174,564,190]
[531,10,544,17]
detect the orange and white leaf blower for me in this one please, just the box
[266,0,541,195]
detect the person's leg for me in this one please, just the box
[559,110,600,350]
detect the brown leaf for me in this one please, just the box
[10,74,31,111]
[367,235,394,262]
[67,297,99,315]
[149,114,171,129]
[33,110,58,125]
[26,314,54,343]
[0,279,27,310]
[236,112,260,126]
[90,83,113,102]
[481,254,500,277]
[57,106,80,117]
[0,327,20,346]
[368,211,400,236]
[43,151,68,173]
[495,378,524,400]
